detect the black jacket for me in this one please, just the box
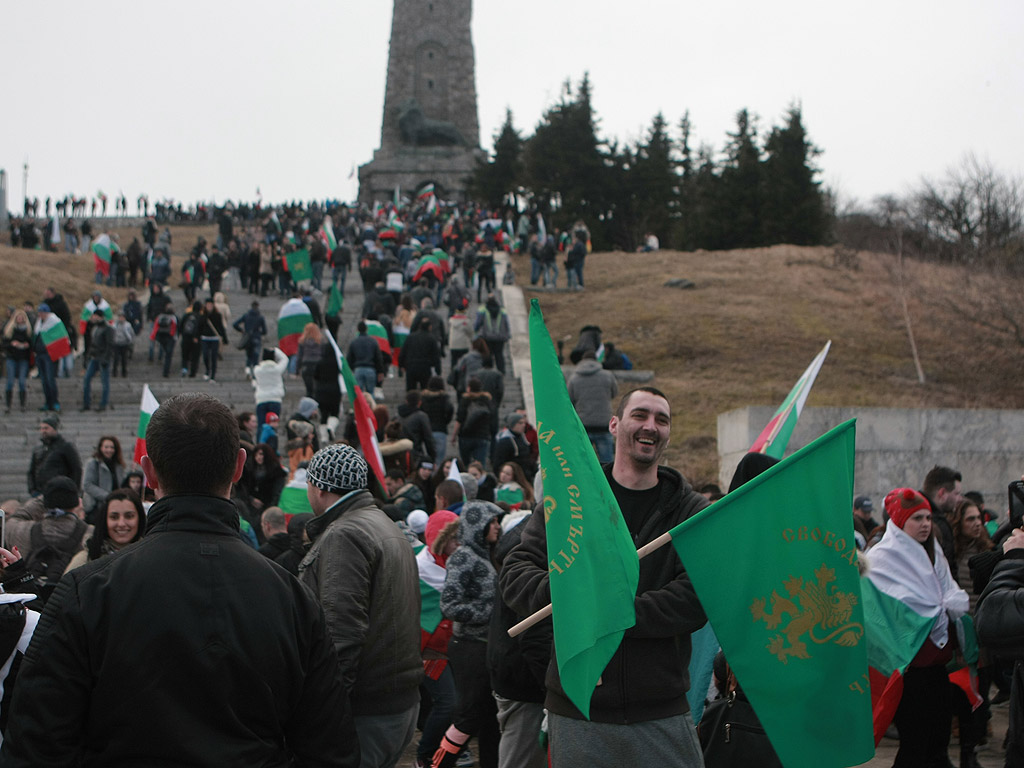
[28,435,82,496]
[500,465,708,723]
[0,495,358,767]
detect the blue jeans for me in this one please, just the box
[418,666,455,761]
[311,261,324,291]
[6,358,28,393]
[530,257,542,285]
[82,359,110,408]
[332,265,347,292]
[355,365,377,395]
[201,338,220,379]
[37,353,59,409]
[459,436,489,468]
[433,431,448,465]
[587,429,615,464]
[245,341,262,371]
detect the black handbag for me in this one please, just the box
[235,331,251,350]
[697,691,783,768]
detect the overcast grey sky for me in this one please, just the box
[2,0,1022,211]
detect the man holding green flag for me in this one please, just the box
[501,300,710,766]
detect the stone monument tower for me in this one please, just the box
[358,0,484,204]
[0,170,8,236]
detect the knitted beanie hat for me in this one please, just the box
[884,488,931,529]
[306,444,368,495]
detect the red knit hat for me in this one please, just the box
[884,488,931,529]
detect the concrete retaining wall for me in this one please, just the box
[718,406,1024,513]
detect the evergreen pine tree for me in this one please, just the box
[720,109,762,248]
[761,105,830,245]
[470,108,524,209]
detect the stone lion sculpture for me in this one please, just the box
[398,98,467,147]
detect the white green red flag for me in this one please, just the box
[279,468,314,517]
[417,183,435,201]
[324,331,387,490]
[426,195,438,215]
[277,298,313,356]
[132,384,160,466]
[78,298,113,337]
[319,218,338,251]
[38,313,71,361]
[750,340,831,459]
[364,319,392,357]
[91,234,119,277]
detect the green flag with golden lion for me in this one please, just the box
[672,420,874,768]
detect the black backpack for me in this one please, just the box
[181,313,200,338]
[156,314,173,335]
[463,398,491,433]
[24,519,87,602]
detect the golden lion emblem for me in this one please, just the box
[749,563,863,664]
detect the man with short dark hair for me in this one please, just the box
[300,443,422,768]
[1,393,358,767]
[81,309,114,411]
[258,506,290,560]
[434,478,465,517]
[922,465,963,565]
[501,386,708,767]
[27,413,81,497]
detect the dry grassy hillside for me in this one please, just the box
[511,245,1024,484]
[0,223,217,333]
[3,228,1021,486]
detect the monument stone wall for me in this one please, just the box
[718,405,1024,514]
[359,0,484,204]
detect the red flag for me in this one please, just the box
[352,386,386,490]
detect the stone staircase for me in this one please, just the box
[0,253,525,502]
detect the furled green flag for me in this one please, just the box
[528,298,639,719]
[326,283,343,318]
[671,420,874,768]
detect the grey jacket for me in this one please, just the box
[299,490,422,716]
[567,359,618,429]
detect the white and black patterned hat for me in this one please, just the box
[306,444,368,494]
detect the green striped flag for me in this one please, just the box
[79,299,113,337]
[133,384,160,465]
[324,331,387,489]
[38,313,72,361]
[417,547,445,634]
[279,469,314,517]
[284,248,313,283]
[91,234,118,277]
[417,183,435,201]
[750,341,831,458]
[670,420,874,768]
[364,319,391,357]
[277,298,313,356]
[320,218,338,251]
[528,299,639,718]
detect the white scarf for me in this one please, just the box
[866,523,969,649]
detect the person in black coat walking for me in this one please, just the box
[399,319,441,392]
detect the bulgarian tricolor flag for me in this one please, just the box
[749,340,831,459]
[325,331,387,490]
[38,313,72,361]
[320,218,338,251]
[277,297,313,356]
[364,319,392,358]
[91,234,119,277]
[417,183,435,201]
[132,385,160,466]
[279,468,314,517]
